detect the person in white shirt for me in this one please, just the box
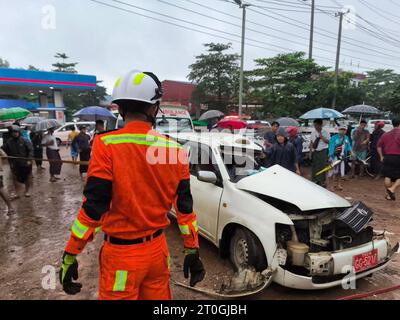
[42,127,62,182]
[309,119,331,187]
[0,149,14,214]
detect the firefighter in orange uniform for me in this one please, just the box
[59,70,205,299]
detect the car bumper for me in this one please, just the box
[275,240,398,290]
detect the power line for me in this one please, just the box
[157,0,399,68]
[358,0,400,22]
[329,0,400,48]
[87,0,377,71]
[183,0,400,61]
[249,6,400,57]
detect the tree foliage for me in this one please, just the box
[52,52,78,73]
[0,57,10,68]
[248,52,329,117]
[189,44,400,117]
[188,43,239,112]
[361,69,400,114]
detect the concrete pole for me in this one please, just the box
[332,11,346,110]
[308,0,315,60]
[238,5,247,117]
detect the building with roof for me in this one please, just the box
[161,80,197,114]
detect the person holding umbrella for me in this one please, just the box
[3,125,33,197]
[90,120,105,145]
[42,127,62,182]
[351,119,370,178]
[328,126,352,191]
[72,125,91,180]
[30,130,45,170]
[309,119,330,187]
[370,121,385,178]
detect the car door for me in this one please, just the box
[184,142,224,243]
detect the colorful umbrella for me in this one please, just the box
[73,106,117,121]
[0,107,31,121]
[217,118,247,130]
[193,120,208,127]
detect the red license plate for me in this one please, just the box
[353,249,378,273]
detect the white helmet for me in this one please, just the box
[112,70,163,105]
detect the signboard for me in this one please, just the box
[56,111,64,123]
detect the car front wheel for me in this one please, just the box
[229,227,267,272]
[56,138,62,146]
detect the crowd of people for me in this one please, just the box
[0,120,106,213]
[261,117,400,200]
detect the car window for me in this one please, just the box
[221,148,264,182]
[185,142,221,180]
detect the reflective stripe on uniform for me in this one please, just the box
[192,220,199,232]
[101,134,181,148]
[71,218,90,239]
[167,255,171,271]
[113,270,128,292]
[178,224,190,235]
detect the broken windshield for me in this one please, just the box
[220,148,265,182]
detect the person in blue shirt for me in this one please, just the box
[328,126,352,190]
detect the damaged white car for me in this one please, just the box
[169,132,399,290]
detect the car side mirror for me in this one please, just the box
[197,171,218,184]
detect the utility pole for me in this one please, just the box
[234,0,250,117]
[332,9,349,109]
[307,0,315,60]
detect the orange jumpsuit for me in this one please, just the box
[64,121,199,300]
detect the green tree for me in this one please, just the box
[63,81,108,120]
[248,52,328,117]
[0,57,10,68]
[361,69,400,114]
[188,43,239,112]
[27,65,39,71]
[52,53,78,73]
[311,71,365,111]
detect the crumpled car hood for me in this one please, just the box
[236,165,351,211]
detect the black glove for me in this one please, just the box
[59,252,82,295]
[183,249,205,287]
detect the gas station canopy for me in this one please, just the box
[0,68,97,95]
[0,68,97,122]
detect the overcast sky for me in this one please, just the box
[1,0,400,94]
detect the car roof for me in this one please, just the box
[169,131,263,151]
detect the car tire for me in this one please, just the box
[56,138,62,147]
[229,227,267,272]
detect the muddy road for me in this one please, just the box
[0,148,399,300]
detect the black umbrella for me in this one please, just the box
[199,110,224,121]
[342,104,381,116]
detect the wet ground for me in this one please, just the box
[0,147,399,300]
